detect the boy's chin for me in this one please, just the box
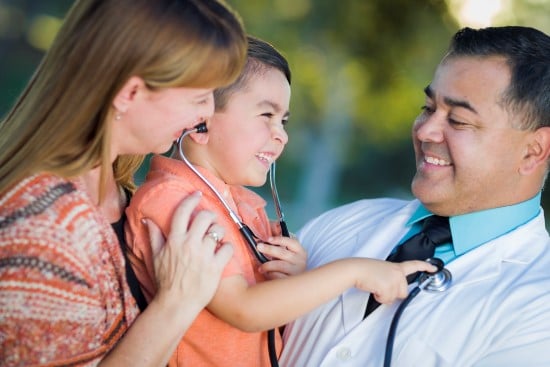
[247,176,268,187]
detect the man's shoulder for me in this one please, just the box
[306,197,417,228]
[296,197,418,260]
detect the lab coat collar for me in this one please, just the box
[408,193,542,258]
[342,201,547,330]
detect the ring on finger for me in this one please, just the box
[206,231,221,243]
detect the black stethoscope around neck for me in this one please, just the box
[176,122,286,367]
[384,257,452,367]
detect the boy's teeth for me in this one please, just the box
[426,156,450,166]
[256,153,272,163]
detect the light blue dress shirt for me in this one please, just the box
[402,192,542,263]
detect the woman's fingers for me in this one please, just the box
[165,192,203,241]
[145,216,166,259]
[146,192,235,311]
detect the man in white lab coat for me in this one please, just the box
[280,26,550,366]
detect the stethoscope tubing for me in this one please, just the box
[384,259,451,367]
[176,125,270,263]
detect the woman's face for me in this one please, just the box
[112,83,215,157]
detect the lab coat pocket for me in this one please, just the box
[394,334,451,367]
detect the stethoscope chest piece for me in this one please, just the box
[423,268,452,292]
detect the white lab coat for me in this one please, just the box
[280,198,550,367]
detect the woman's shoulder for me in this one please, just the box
[1,173,85,219]
[0,173,104,250]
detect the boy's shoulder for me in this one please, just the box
[131,155,197,206]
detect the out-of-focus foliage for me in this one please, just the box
[228,0,457,224]
[0,0,72,114]
[1,0,549,229]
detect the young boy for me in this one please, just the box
[125,36,434,366]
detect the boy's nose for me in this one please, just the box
[273,124,288,145]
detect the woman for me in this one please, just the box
[0,0,246,366]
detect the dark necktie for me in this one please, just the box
[363,215,451,319]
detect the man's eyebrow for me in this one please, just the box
[424,85,478,115]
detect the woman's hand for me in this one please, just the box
[145,192,233,318]
[257,236,307,280]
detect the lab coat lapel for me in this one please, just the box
[339,204,545,335]
[340,200,419,330]
[447,211,545,287]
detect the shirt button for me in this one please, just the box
[336,347,352,361]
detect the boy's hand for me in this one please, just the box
[355,259,437,304]
[256,236,307,279]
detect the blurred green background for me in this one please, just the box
[1,0,549,231]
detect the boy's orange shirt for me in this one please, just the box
[125,155,282,367]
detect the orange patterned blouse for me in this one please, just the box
[0,173,139,366]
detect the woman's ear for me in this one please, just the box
[112,76,146,113]
[519,127,550,175]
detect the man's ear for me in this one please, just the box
[112,76,145,113]
[519,127,550,175]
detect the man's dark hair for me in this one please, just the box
[447,26,550,130]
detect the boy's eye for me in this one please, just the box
[282,118,289,126]
[262,112,274,118]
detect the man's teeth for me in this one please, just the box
[256,153,273,163]
[425,156,450,166]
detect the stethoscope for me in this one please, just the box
[176,122,286,367]
[384,257,452,367]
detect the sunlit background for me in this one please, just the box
[1,0,549,230]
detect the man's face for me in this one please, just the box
[411,55,533,216]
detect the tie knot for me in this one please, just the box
[422,215,451,245]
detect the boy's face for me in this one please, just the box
[205,67,291,186]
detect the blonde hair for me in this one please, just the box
[0,0,246,194]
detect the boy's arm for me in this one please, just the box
[207,258,436,332]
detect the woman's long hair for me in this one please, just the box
[0,0,247,195]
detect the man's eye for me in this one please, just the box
[449,118,467,126]
[420,105,435,114]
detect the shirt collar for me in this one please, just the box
[407,193,541,257]
[150,154,266,211]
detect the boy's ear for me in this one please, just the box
[519,127,550,175]
[188,130,210,145]
[112,76,145,113]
